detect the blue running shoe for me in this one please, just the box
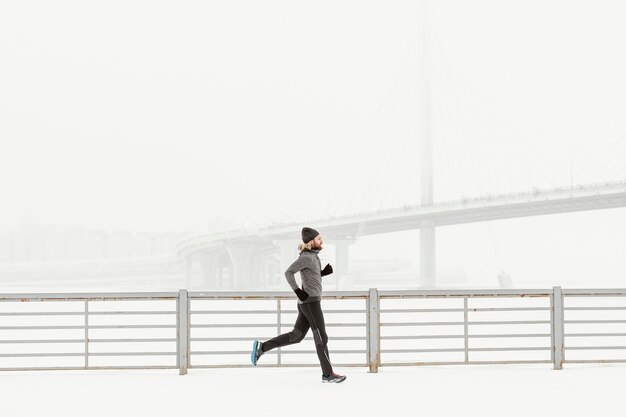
[251,340,264,366]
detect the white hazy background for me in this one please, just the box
[1,7,626,413]
[1,0,626,288]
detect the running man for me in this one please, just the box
[251,227,346,383]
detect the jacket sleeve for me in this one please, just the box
[284,256,308,291]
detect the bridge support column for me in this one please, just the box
[184,258,192,289]
[275,240,299,273]
[334,239,354,290]
[417,0,435,288]
[419,221,436,288]
[224,240,278,290]
[197,254,219,289]
[225,242,254,291]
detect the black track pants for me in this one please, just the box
[261,300,333,375]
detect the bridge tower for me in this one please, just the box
[417,0,436,288]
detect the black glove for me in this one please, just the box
[294,288,309,301]
[321,263,333,277]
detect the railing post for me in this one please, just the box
[277,299,282,366]
[84,300,89,369]
[367,288,380,373]
[178,289,189,375]
[552,286,564,370]
[463,297,469,363]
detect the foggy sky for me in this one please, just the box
[1,1,625,284]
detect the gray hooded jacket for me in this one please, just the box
[284,248,324,304]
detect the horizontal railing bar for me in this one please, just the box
[0,352,176,357]
[268,349,363,354]
[0,325,86,330]
[88,352,176,356]
[565,320,626,324]
[281,310,365,314]
[381,308,464,313]
[87,325,176,329]
[382,348,465,353]
[565,307,626,311]
[89,338,177,343]
[190,309,365,315]
[190,323,365,328]
[381,320,550,326]
[191,310,278,315]
[379,307,550,313]
[0,312,84,316]
[469,307,551,312]
[190,337,269,342]
[90,365,177,369]
[0,311,175,316]
[381,335,464,340]
[565,333,626,337]
[5,289,626,301]
[379,289,553,298]
[564,359,626,363]
[563,289,626,296]
[0,366,177,371]
[381,347,549,353]
[0,325,177,330]
[0,353,85,357]
[188,291,369,299]
[190,324,277,328]
[379,360,553,366]
[469,347,550,352]
[0,339,85,344]
[468,320,551,325]
[380,333,551,340]
[190,336,366,342]
[289,323,365,327]
[189,363,366,369]
[88,311,176,315]
[565,346,626,350]
[87,365,177,369]
[0,338,177,344]
[469,333,551,338]
[0,292,178,301]
[191,349,366,355]
[381,322,464,326]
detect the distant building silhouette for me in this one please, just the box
[0,223,182,264]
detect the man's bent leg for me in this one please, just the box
[262,303,309,352]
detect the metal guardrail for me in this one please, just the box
[561,289,626,366]
[375,288,554,369]
[2,287,626,373]
[0,291,179,372]
[186,290,368,372]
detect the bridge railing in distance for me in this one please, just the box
[2,287,626,373]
